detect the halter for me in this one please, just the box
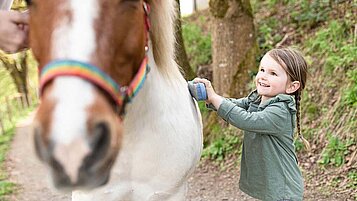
[39,2,151,116]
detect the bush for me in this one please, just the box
[182,23,212,71]
[318,134,355,167]
[202,127,242,162]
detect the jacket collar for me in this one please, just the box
[247,90,297,114]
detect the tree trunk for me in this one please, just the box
[209,0,257,98]
[204,0,257,142]
[0,51,30,107]
[193,0,197,11]
[174,0,195,80]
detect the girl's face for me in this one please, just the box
[255,54,291,102]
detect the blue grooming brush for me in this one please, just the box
[188,81,207,101]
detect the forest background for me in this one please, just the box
[0,0,356,200]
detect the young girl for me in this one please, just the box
[194,48,309,201]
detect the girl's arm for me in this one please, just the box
[227,97,249,109]
[192,78,290,136]
[192,77,249,110]
[207,97,249,111]
[218,99,291,136]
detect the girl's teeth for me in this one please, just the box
[260,83,268,87]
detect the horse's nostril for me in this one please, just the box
[92,122,110,151]
[34,126,49,162]
[49,157,72,189]
[85,122,111,167]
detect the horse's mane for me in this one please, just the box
[147,0,183,80]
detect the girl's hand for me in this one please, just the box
[192,77,224,109]
[0,11,29,53]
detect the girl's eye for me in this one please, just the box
[260,68,265,72]
[271,72,277,76]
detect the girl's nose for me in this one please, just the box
[259,72,267,80]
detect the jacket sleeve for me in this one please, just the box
[206,97,249,111]
[217,99,290,136]
[226,97,249,110]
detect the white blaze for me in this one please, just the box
[51,77,94,183]
[50,0,99,142]
[49,0,100,182]
[52,0,99,60]
[51,77,94,145]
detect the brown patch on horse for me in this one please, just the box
[29,0,73,68]
[92,0,146,86]
[34,82,56,147]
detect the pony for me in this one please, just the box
[26,0,203,200]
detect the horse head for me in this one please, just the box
[26,0,150,190]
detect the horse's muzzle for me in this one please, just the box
[33,121,115,191]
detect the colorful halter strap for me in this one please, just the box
[39,1,151,115]
[39,57,149,106]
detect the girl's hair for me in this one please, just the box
[268,47,311,150]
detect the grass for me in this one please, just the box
[0,104,36,199]
[318,134,355,167]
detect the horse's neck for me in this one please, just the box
[123,47,188,128]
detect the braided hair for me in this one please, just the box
[269,48,311,150]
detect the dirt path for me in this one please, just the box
[4,117,351,201]
[5,120,71,201]
[4,115,255,201]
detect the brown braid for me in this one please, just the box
[269,47,310,151]
[295,91,311,151]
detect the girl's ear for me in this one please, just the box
[286,81,300,94]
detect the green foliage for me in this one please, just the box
[306,20,356,75]
[0,129,14,166]
[182,23,212,71]
[0,105,34,199]
[295,127,318,151]
[251,0,289,13]
[305,101,319,121]
[346,170,357,200]
[0,67,17,98]
[0,51,38,199]
[294,140,303,152]
[290,0,331,28]
[197,101,209,116]
[342,69,357,107]
[202,127,241,162]
[0,181,16,197]
[0,127,16,198]
[348,170,357,189]
[319,134,355,167]
[257,19,282,53]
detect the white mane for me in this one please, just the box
[147,0,183,80]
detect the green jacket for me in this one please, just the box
[216,90,303,201]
